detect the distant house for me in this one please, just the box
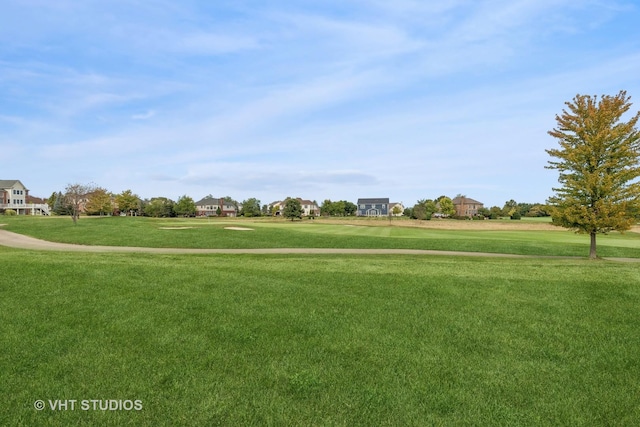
[194,197,237,217]
[452,196,484,218]
[0,180,50,215]
[270,198,319,216]
[389,202,405,216]
[357,198,390,217]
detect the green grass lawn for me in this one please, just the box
[1,248,639,426]
[2,217,640,425]
[2,215,640,258]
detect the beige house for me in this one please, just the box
[194,196,238,217]
[270,198,319,216]
[0,180,50,215]
[389,202,405,216]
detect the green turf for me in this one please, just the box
[1,247,639,426]
[2,215,640,258]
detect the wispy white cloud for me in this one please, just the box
[1,0,639,208]
[174,32,260,55]
[131,110,156,120]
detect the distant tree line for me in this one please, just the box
[320,200,357,217]
[47,185,198,220]
[48,183,551,223]
[404,195,551,221]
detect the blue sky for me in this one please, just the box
[2,0,640,208]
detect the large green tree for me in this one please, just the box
[85,187,113,216]
[412,199,437,220]
[438,196,456,217]
[283,197,302,221]
[175,195,196,217]
[241,198,262,217]
[115,190,141,216]
[145,197,175,218]
[502,199,518,217]
[52,191,70,215]
[47,192,57,209]
[320,200,357,217]
[546,91,640,259]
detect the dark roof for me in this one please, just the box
[195,197,218,205]
[357,198,389,204]
[452,196,483,205]
[26,195,46,204]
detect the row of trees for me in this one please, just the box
[404,196,455,220]
[48,185,550,222]
[47,187,313,221]
[402,196,551,220]
[320,200,357,216]
[49,186,198,220]
[472,200,551,220]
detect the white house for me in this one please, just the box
[270,198,319,216]
[0,180,50,215]
[194,196,238,217]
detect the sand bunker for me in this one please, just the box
[224,226,254,231]
[159,226,194,230]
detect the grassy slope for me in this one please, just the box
[2,247,640,426]
[2,216,640,258]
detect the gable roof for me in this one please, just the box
[194,197,236,209]
[452,196,483,205]
[194,196,218,206]
[297,198,317,206]
[271,198,318,207]
[357,198,389,204]
[0,180,28,190]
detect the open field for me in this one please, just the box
[2,215,640,258]
[2,249,640,426]
[1,216,640,425]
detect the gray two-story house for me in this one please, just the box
[356,198,390,217]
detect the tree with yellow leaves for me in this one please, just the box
[546,91,640,259]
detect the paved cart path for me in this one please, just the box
[1,229,638,261]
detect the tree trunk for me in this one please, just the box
[589,231,597,259]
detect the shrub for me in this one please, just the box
[451,215,471,220]
[511,212,522,220]
[3,209,17,216]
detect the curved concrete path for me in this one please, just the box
[0,229,638,261]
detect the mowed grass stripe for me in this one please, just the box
[1,249,639,425]
[2,216,640,258]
